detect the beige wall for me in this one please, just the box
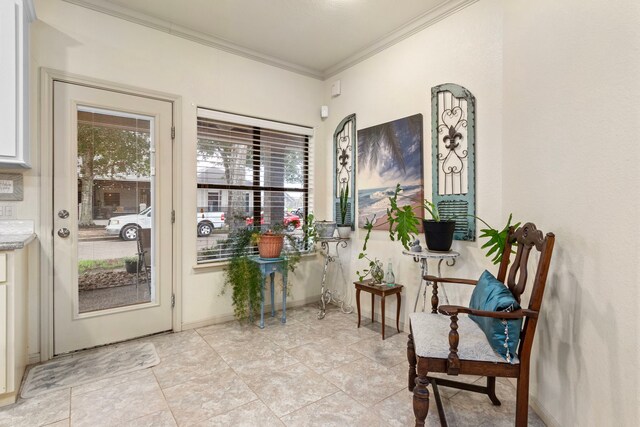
[502,0,640,425]
[25,0,326,357]
[17,0,640,424]
[319,0,505,336]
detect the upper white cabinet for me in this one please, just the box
[0,0,36,168]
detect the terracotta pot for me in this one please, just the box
[258,233,284,258]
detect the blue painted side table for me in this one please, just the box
[249,256,288,329]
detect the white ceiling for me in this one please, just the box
[63,0,478,79]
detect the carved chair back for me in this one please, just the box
[495,223,555,360]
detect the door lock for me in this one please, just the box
[58,210,70,219]
[57,228,70,238]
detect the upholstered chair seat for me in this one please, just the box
[409,312,519,364]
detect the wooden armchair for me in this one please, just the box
[407,222,555,426]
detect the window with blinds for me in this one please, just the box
[196,108,314,263]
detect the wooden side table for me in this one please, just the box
[354,280,403,340]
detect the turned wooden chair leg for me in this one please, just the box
[487,376,501,406]
[407,333,417,391]
[413,374,430,427]
[515,375,530,427]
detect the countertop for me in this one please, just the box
[0,220,36,250]
[0,233,36,250]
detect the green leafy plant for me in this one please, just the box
[356,184,422,281]
[423,199,441,221]
[476,214,521,264]
[301,213,318,250]
[356,216,384,282]
[386,184,421,250]
[222,220,305,322]
[338,183,349,226]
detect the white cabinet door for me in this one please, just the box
[0,284,6,394]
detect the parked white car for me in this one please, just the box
[106,207,225,240]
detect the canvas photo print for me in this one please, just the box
[357,114,424,229]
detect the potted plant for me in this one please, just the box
[315,220,337,238]
[381,183,456,252]
[421,199,456,252]
[337,183,351,238]
[356,217,385,283]
[124,256,139,274]
[221,219,306,322]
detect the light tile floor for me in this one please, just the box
[0,304,545,426]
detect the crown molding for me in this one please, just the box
[62,0,478,81]
[322,0,479,78]
[24,0,37,22]
[62,0,324,79]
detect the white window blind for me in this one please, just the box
[196,108,314,263]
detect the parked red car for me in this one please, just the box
[246,212,301,231]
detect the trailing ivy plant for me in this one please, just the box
[356,216,384,282]
[221,219,308,322]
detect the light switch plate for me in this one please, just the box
[0,205,16,219]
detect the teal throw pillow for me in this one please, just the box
[469,270,522,363]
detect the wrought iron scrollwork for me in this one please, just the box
[437,105,469,196]
[431,84,476,241]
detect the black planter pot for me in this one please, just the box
[422,219,456,252]
[125,260,139,274]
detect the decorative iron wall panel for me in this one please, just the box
[334,114,356,228]
[431,84,476,241]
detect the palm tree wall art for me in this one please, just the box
[357,114,424,229]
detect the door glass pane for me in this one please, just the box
[77,106,155,313]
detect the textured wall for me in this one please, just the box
[502,0,640,425]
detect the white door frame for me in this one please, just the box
[39,68,183,361]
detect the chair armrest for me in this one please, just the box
[424,276,477,286]
[438,305,538,319]
[436,305,538,375]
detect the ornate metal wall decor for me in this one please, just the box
[431,83,476,241]
[334,114,356,228]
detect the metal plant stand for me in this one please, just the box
[317,237,353,319]
[401,249,460,312]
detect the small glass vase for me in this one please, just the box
[370,260,385,284]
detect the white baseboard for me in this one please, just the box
[28,353,41,365]
[504,377,559,427]
[530,395,561,427]
[181,295,322,330]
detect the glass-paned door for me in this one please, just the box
[53,81,173,355]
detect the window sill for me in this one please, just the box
[191,251,318,273]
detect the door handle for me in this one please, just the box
[57,228,71,238]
